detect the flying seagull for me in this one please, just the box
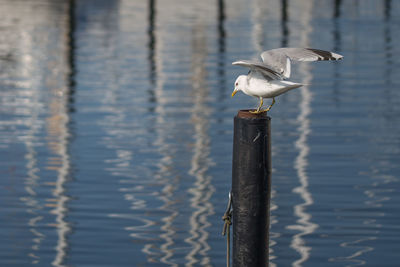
[231,48,343,114]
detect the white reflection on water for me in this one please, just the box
[16,33,45,264]
[104,0,183,264]
[46,89,71,267]
[45,3,73,265]
[22,86,44,265]
[184,23,215,267]
[142,0,180,264]
[286,1,318,266]
[251,0,265,55]
[331,237,377,266]
[0,1,72,265]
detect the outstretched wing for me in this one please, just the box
[232,60,284,80]
[260,48,343,79]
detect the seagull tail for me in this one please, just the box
[284,82,303,90]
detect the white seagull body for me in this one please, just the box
[232,48,343,113]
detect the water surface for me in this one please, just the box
[0,0,400,266]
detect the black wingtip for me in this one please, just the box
[307,48,343,61]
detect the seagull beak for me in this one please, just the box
[231,89,237,97]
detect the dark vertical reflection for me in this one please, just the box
[333,0,342,52]
[217,0,225,51]
[217,0,226,111]
[383,0,392,74]
[68,0,76,113]
[384,0,391,20]
[281,0,289,47]
[147,0,157,109]
[334,0,341,18]
[332,0,342,105]
[279,0,289,107]
[383,0,393,113]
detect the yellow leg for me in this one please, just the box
[250,97,263,114]
[263,97,276,112]
[258,98,263,112]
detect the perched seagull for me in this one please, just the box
[231,48,343,113]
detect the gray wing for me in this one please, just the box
[232,60,284,80]
[260,48,343,79]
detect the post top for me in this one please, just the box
[236,109,270,119]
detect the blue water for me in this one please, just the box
[1,0,400,266]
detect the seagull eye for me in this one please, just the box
[235,82,238,86]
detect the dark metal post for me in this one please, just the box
[232,110,271,267]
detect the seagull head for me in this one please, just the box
[232,75,247,97]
